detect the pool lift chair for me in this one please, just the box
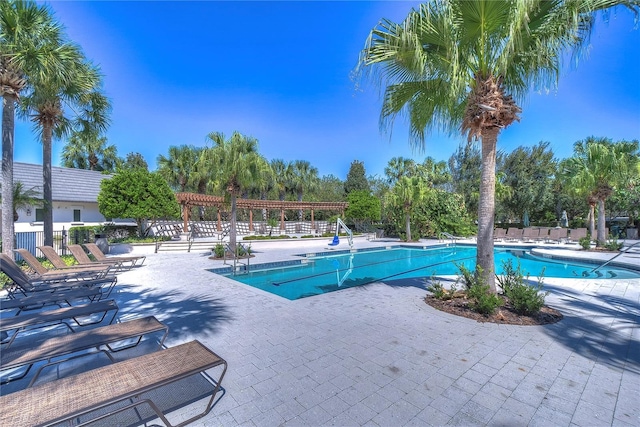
[328,218,353,248]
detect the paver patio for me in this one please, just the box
[8,237,639,426]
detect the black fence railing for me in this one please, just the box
[4,228,94,259]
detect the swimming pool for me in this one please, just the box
[219,246,640,300]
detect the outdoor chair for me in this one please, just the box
[1,287,102,316]
[521,227,539,243]
[66,244,128,271]
[36,245,111,270]
[0,340,227,427]
[17,248,111,279]
[547,228,568,243]
[535,227,551,242]
[0,254,117,299]
[505,227,523,242]
[84,242,146,268]
[0,299,118,348]
[1,316,167,387]
[568,228,588,242]
[493,228,507,241]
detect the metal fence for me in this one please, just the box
[6,228,93,259]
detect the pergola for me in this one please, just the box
[175,193,348,232]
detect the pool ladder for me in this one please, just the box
[223,243,251,274]
[589,241,640,275]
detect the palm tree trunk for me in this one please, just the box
[405,211,411,242]
[2,94,17,259]
[588,204,595,239]
[230,193,237,255]
[478,128,499,292]
[596,198,606,246]
[43,124,54,247]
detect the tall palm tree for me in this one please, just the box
[384,156,416,185]
[356,0,639,290]
[290,160,319,220]
[561,137,639,245]
[0,181,39,221]
[157,145,205,193]
[270,159,293,201]
[389,176,425,242]
[61,130,119,172]
[22,57,109,247]
[202,131,270,254]
[1,0,73,258]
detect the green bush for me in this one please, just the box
[497,259,547,315]
[604,238,623,251]
[467,282,503,315]
[579,236,591,250]
[457,264,502,315]
[213,244,225,258]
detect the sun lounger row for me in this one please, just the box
[0,248,227,426]
[494,227,589,244]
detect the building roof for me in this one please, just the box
[13,162,111,203]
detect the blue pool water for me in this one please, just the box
[221,246,639,300]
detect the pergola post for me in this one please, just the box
[280,209,285,231]
[311,209,315,229]
[182,203,189,232]
[217,208,221,232]
[249,210,254,232]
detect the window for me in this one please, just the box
[73,209,81,222]
[35,208,44,222]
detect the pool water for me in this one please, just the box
[221,246,639,300]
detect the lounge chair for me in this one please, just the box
[568,227,588,242]
[67,244,134,272]
[1,287,102,316]
[505,227,523,242]
[36,245,109,270]
[17,248,111,279]
[535,227,551,242]
[0,254,116,299]
[1,316,167,386]
[0,340,227,427]
[547,228,568,243]
[0,299,118,348]
[84,242,146,269]
[493,228,507,241]
[521,227,539,243]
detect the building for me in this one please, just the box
[4,162,112,232]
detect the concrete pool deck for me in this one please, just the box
[8,237,639,426]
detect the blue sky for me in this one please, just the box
[15,1,640,180]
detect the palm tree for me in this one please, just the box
[384,157,416,185]
[389,176,425,242]
[157,145,205,193]
[561,137,639,245]
[0,181,40,221]
[1,0,74,258]
[356,0,639,290]
[290,160,319,220]
[202,131,270,254]
[270,159,293,201]
[61,130,119,172]
[22,56,109,247]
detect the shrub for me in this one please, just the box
[579,236,591,250]
[457,264,502,315]
[497,259,548,315]
[467,282,503,315]
[426,281,446,299]
[604,238,623,251]
[213,244,225,258]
